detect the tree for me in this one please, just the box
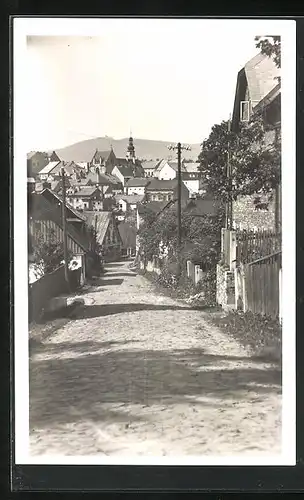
[198,112,281,201]
[31,227,72,278]
[255,36,281,68]
[138,206,223,268]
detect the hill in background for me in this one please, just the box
[54,136,201,163]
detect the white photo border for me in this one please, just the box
[13,17,296,466]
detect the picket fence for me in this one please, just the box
[219,228,282,319]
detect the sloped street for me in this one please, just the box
[29,260,281,457]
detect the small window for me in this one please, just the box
[240,101,250,122]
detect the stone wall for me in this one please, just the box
[216,264,236,311]
[233,193,276,230]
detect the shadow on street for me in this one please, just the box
[30,343,282,430]
[69,303,194,319]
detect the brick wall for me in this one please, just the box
[233,193,276,230]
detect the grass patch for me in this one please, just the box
[136,267,220,311]
[207,309,282,362]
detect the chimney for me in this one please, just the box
[86,162,90,174]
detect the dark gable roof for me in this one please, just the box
[82,211,122,246]
[92,150,112,163]
[116,157,142,168]
[141,160,160,170]
[40,188,86,221]
[118,222,136,248]
[137,200,172,215]
[115,194,145,204]
[244,52,279,103]
[125,177,150,187]
[29,192,89,251]
[68,186,100,198]
[232,52,280,130]
[146,178,178,191]
[115,165,136,177]
[167,161,187,172]
[49,160,82,176]
[86,171,121,186]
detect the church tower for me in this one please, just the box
[126,133,136,163]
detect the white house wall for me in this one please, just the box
[183,179,200,194]
[156,163,176,180]
[127,186,146,195]
[112,166,125,185]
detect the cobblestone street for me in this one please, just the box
[29,260,282,458]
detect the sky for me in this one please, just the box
[24,19,275,151]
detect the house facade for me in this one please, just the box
[124,177,150,195]
[141,160,161,177]
[83,211,122,262]
[118,222,136,257]
[28,190,90,284]
[231,52,281,231]
[115,194,145,213]
[182,162,202,195]
[90,148,117,174]
[145,178,190,203]
[66,186,104,211]
[38,160,84,182]
[155,160,187,181]
[27,151,49,178]
[111,165,136,187]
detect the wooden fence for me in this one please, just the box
[236,229,281,264]
[244,251,281,319]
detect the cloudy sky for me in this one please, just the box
[23,19,280,150]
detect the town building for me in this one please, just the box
[82,211,122,262]
[89,148,117,175]
[115,194,145,213]
[124,177,151,195]
[85,166,123,197]
[27,151,49,178]
[66,186,104,211]
[182,162,203,196]
[114,136,144,176]
[28,190,90,284]
[155,160,187,180]
[111,165,137,187]
[141,160,161,177]
[38,160,84,182]
[231,52,281,230]
[145,178,190,203]
[118,222,137,257]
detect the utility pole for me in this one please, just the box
[168,142,191,279]
[61,167,70,290]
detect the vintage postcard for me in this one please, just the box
[13,17,296,467]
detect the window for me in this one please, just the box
[240,100,259,121]
[240,101,250,122]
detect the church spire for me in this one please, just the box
[126,132,136,163]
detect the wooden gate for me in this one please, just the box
[244,251,281,319]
